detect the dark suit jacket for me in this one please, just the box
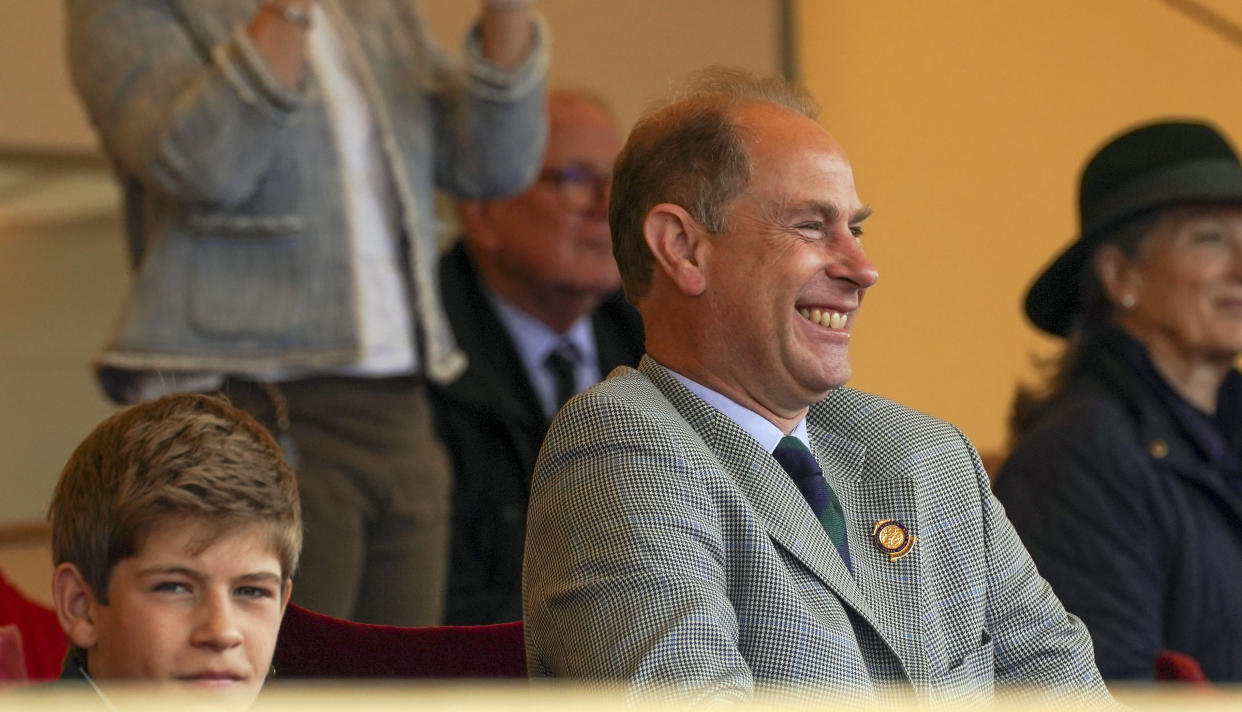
[430,242,644,624]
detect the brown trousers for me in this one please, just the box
[224,376,451,626]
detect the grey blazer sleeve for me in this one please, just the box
[956,433,1111,699]
[522,386,753,704]
[66,0,307,207]
[426,9,549,199]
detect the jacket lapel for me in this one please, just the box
[727,426,873,617]
[808,402,928,685]
[434,244,546,431]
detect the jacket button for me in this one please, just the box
[1148,440,1169,459]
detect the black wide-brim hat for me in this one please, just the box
[1025,119,1242,337]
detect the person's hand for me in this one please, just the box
[479,0,536,69]
[247,0,313,89]
[260,0,313,30]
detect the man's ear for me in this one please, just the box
[52,562,101,650]
[457,201,501,252]
[643,203,708,296]
[1094,244,1142,308]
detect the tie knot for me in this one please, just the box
[545,341,579,369]
[772,436,820,482]
[774,435,809,454]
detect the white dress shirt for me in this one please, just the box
[666,369,811,452]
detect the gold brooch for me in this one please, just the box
[872,519,917,562]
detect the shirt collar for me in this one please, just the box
[665,369,809,453]
[490,290,596,371]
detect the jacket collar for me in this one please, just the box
[1082,326,1242,517]
[434,243,546,429]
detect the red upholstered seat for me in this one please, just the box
[272,603,526,679]
[1154,649,1209,683]
[0,570,68,682]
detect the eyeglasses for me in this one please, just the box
[538,164,611,211]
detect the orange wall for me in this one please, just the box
[795,0,1242,455]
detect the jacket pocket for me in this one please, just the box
[186,212,308,338]
[928,630,995,705]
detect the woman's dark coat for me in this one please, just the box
[994,328,1242,681]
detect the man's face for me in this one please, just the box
[87,516,289,708]
[697,103,878,418]
[476,94,623,303]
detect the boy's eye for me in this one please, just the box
[849,225,865,238]
[236,585,276,600]
[152,581,190,594]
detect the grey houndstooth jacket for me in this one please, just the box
[523,357,1113,706]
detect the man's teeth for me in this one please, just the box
[798,308,847,329]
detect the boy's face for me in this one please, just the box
[84,516,290,707]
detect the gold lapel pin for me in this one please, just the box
[872,519,917,562]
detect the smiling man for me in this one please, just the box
[521,69,1114,706]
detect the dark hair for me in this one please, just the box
[1009,211,1159,440]
[609,67,819,301]
[49,393,302,603]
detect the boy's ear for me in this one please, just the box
[52,562,101,650]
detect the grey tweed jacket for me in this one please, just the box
[66,0,546,385]
[523,357,1112,706]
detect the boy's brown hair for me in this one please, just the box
[48,393,301,603]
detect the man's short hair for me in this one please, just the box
[609,67,820,300]
[49,393,302,603]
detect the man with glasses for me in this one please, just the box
[430,89,645,624]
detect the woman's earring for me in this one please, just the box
[1121,294,1137,309]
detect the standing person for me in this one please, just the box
[432,89,644,625]
[521,68,1113,706]
[994,120,1242,682]
[65,0,548,626]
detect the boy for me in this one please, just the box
[47,393,301,708]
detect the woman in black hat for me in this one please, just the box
[993,120,1242,682]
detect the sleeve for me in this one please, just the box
[521,390,753,704]
[66,0,307,208]
[992,423,1168,681]
[420,10,549,199]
